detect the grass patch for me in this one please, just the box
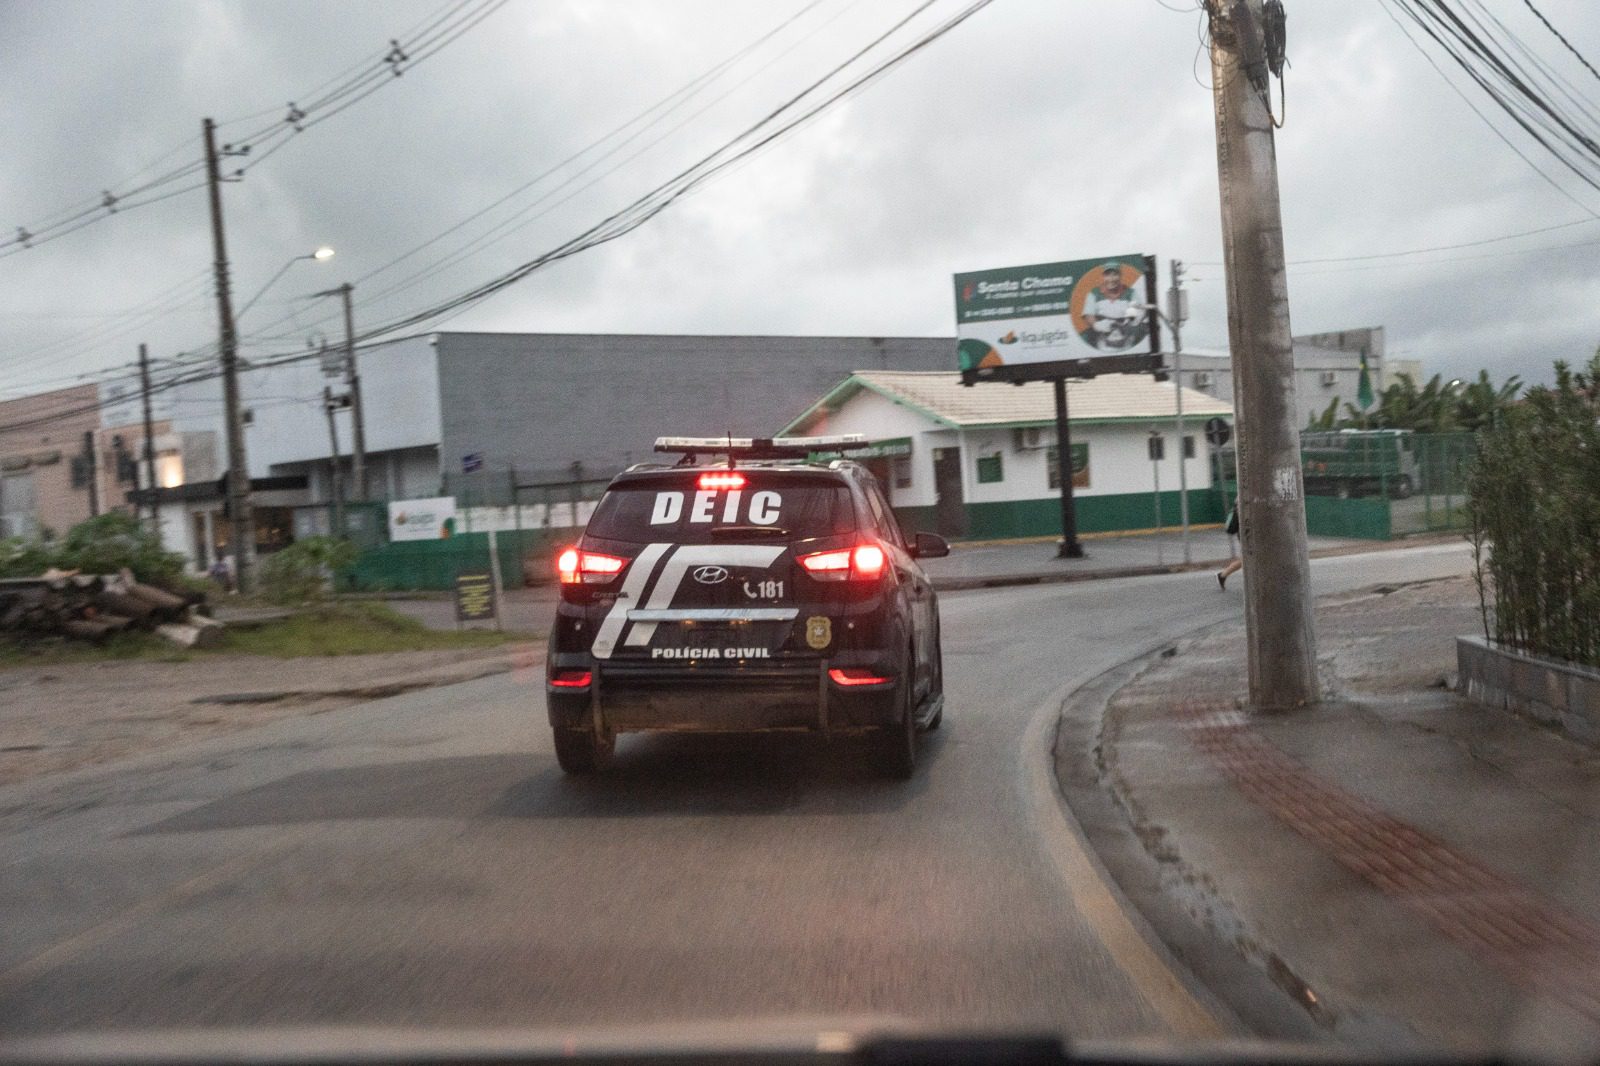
[0,632,192,668]
[0,603,535,668]
[219,602,535,657]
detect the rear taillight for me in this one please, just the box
[828,667,893,687]
[557,548,628,584]
[799,541,888,582]
[550,669,593,689]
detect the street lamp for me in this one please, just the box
[237,246,335,319]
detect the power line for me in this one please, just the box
[0,0,505,259]
[355,0,996,342]
[1520,0,1600,86]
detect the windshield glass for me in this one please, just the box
[3,2,1591,1061]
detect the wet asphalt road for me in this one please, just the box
[0,544,1473,1042]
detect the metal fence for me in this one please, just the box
[1215,431,1477,541]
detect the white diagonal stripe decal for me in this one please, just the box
[590,542,670,660]
[623,545,787,647]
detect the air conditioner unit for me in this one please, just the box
[1320,370,1339,387]
[1192,371,1213,388]
[1012,427,1046,451]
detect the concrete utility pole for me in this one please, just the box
[334,283,368,502]
[137,343,160,545]
[323,387,346,537]
[203,117,254,592]
[1168,259,1191,564]
[1206,0,1318,710]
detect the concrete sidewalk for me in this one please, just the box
[1063,575,1600,1056]
[919,528,1362,588]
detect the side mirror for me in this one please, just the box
[912,531,950,559]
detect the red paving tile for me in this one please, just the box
[1178,699,1600,1023]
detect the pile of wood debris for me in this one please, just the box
[0,569,222,648]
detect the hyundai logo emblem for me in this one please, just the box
[692,565,730,585]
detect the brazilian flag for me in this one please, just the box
[1357,349,1375,411]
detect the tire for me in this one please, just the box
[552,725,614,775]
[924,626,945,731]
[869,648,917,780]
[1391,476,1415,500]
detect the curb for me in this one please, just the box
[1051,637,1334,1043]
[931,532,1463,593]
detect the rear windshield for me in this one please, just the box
[585,472,857,544]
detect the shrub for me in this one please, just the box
[52,512,187,585]
[1468,354,1600,668]
[258,536,360,606]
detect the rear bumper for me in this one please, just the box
[545,659,902,734]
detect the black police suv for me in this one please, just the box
[545,435,948,779]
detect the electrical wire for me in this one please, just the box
[0,0,506,258]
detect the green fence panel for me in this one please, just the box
[1304,495,1392,540]
[344,527,582,592]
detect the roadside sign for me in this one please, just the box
[1147,432,1166,462]
[954,256,1160,383]
[462,452,485,474]
[387,496,456,541]
[1205,417,1232,447]
[454,570,496,623]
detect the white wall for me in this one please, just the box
[957,421,1218,504]
[790,388,945,508]
[166,336,443,480]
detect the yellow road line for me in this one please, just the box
[0,843,290,995]
[1021,700,1228,1038]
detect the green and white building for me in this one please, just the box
[782,371,1233,540]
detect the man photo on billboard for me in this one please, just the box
[1080,262,1148,352]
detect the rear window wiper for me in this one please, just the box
[709,525,790,538]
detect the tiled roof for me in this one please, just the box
[790,370,1232,431]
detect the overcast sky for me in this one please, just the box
[3,0,1599,404]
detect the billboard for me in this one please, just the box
[954,255,1160,382]
[387,496,457,542]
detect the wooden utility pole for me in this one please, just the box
[203,117,254,592]
[1206,0,1318,710]
[137,343,160,545]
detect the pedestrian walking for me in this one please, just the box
[1217,506,1241,589]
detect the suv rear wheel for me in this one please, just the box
[868,646,917,780]
[553,724,615,774]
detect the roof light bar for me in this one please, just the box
[653,434,870,460]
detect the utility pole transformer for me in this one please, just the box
[1206,0,1318,710]
[203,117,254,592]
[338,283,368,503]
[137,342,160,546]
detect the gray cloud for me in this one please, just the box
[3,0,1599,406]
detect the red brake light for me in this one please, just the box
[557,548,628,584]
[829,667,893,687]
[550,669,592,689]
[697,472,747,490]
[799,541,888,582]
[852,543,886,578]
